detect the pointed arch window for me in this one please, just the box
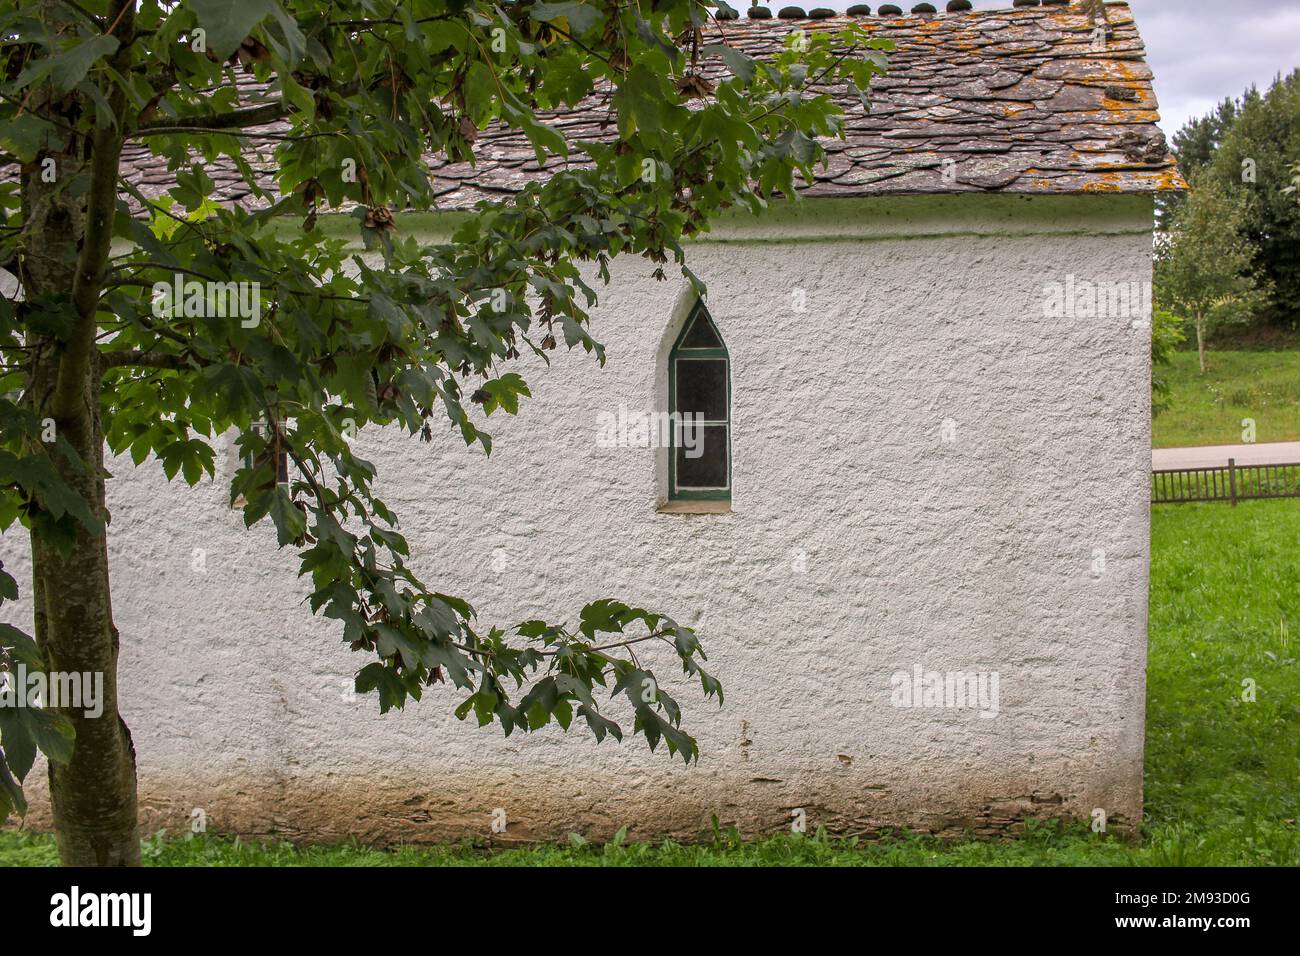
[668,301,730,501]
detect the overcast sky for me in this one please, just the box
[1136,0,1299,135]
[787,0,1300,136]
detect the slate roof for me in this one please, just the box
[113,1,1184,211]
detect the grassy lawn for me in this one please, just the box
[1154,350,1300,449]
[2,500,1297,867]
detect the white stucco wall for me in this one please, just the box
[4,193,1155,843]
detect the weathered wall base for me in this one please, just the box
[16,761,1135,846]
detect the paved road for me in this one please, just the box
[1152,441,1300,470]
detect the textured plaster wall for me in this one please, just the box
[3,194,1154,843]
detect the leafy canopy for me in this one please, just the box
[1165,70,1300,322]
[0,0,890,817]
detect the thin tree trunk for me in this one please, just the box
[1196,313,1207,373]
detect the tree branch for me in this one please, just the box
[133,100,287,134]
[99,349,197,370]
[131,79,368,137]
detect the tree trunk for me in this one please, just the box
[19,20,140,862]
[1195,312,1207,373]
[27,385,139,866]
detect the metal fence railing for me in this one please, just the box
[1152,459,1300,506]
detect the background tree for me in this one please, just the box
[1169,71,1300,329]
[1155,177,1267,373]
[1208,70,1300,325]
[0,0,889,865]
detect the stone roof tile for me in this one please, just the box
[106,1,1182,211]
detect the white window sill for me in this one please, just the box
[657,500,731,515]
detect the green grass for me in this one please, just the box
[1154,350,1300,448]
[2,501,1298,867]
[1141,498,1300,865]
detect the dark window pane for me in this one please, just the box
[676,425,728,489]
[679,312,723,349]
[674,358,727,422]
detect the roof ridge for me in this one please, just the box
[714,0,1133,20]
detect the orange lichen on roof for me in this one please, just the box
[1155,168,1190,192]
[99,3,1185,212]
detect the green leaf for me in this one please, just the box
[613,63,668,138]
[368,293,409,339]
[188,0,277,60]
[355,663,407,713]
[51,35,119,91]
[416,598,461,639]
[553,697,573,730]
[268,487,306,547]
[265,2,308,65]
[578,599,631,638]
[478,373,531,416]
[25,708,74,766]
[0,710,37,781]
[16,34,120,93]
[0,623,42,669]
[0,114,58,164]
[374,623,421,669]
[464,61,497,123]
[531,3,606,35]
[704,43,757,85]
[576,704,622,744]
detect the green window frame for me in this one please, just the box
[668,300,731,501]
